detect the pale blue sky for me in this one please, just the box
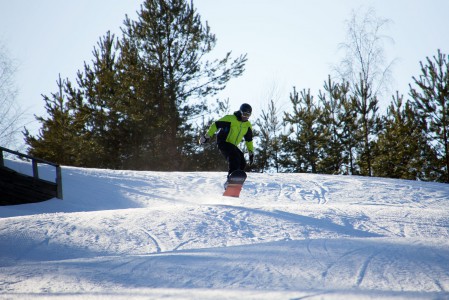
[1,0,448,140]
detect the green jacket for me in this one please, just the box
[206,112,254,152]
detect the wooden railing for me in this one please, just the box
[0,146,63,199]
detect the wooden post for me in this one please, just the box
[56,166,63,199]
[32,159,39,179]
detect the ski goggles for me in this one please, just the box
[241,111,251,118]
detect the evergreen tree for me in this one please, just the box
[73,32,125,168]
[24,76,89,166]
[283,88,326,173]
[317,76,347,174]
[339,93,359,175]
[372,92,436,180]
[254,100,282,172]
[120,0,247,170]
[25,0,246,170]
[410,49,449,182]
[354,75,382,176]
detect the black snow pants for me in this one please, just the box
[218,142,246,178]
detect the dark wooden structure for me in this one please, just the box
[0,146,63,206]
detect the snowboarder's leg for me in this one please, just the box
[218,142,243,178]
[228,150,243,177]
[238,149,246,171]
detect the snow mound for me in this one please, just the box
[1,160,448,299]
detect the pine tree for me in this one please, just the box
[410,49,449,182]
[354,75,382,176]
[372,92,436,180]
[317,76,348,174]
[25,76,88,166]
[336,91,359,175]
[120,0,247,170]
[73,32,124,168]
[283,88,326,173]
[25,0,246,170]
[254,100,282,172]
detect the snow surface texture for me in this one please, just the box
[1,159,449,299]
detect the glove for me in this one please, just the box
[199,134,210,145]
[248,152,254,166]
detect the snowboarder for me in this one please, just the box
[199,103,254,187]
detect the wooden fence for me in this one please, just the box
[0,146,63,205]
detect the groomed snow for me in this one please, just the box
[1,159,449,299]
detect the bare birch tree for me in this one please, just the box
[0,42,24,149]
[334,7,395,176]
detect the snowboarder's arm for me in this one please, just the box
[206,122,218,138]
[244,126,254,152]
[206,115,233,138]
[246,141,254,152]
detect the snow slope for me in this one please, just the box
[1,159,449,299]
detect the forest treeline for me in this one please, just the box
[23,0,449,183]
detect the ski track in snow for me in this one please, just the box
[1,160,449,299]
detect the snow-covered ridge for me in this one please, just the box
[1,159,448,299]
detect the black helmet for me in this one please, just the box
[240,103,252,114]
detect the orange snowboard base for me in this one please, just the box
[222,170,247,198]
[223,183,243,197]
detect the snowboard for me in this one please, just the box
[223,170,247,197]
